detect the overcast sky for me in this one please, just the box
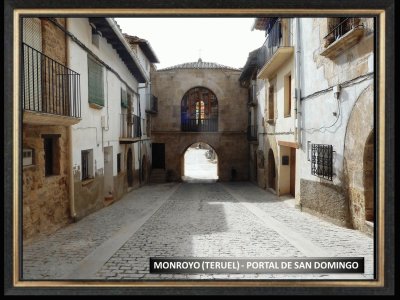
[115,18,266,70]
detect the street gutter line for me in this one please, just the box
[221,183,332,257]
[62,183,181,279]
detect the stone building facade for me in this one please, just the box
[297,17,374,234]
[242,17,374,235]
[67,18,153,220]
[22,18,81,241]
[151,59,248,182]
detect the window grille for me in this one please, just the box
[311,144,333,181]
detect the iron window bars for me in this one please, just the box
[311,144,333,181]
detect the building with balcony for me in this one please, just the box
[22,18,81,241]
[123,34,160,186]
[239,47,266,187]
[66,18,150,220]
[297,17,374,235]
[253,17,299,198]
[151,59,248,182]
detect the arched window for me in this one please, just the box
[181,87,218,132]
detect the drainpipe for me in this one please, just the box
[66,18,77,220]
[294,18,302,147]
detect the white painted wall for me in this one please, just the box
[297,18,374,186]
[68,18,139,183]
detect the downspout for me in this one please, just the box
[66,18,76,220]
[294,18,302,147]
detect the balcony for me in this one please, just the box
[181,118,218,132]
[22,43,81,125]
[257,20,294,80]
[145,94,158,114]
[120,113,142,143]
[321,18,364,59]
[247,125,258,141]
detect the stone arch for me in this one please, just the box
[181,141,219,181]
[343,84,374,233]
[181,86,218,132]
[364,131,374,222]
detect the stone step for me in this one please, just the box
[149,169,167,183]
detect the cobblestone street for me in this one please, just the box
[23,182,374,281]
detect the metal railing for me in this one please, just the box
[22,43,81,118]
[146,94,158,113]
[181,118,218,132]
[323,18,362,47]
[311,144,333,181]
[261,19,292,66]
[120,113,141,139]
[247,125,258,141]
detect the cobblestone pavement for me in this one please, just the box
[23,182,374,281]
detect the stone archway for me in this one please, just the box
[343,84,374,233]
[181,142,219,182]
[268,149,276,191]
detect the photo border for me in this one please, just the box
[3,0,395,295]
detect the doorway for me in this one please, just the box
[290,147,296,196]
[268,149,276,190]
[103,146,114,196]
[152,143,165,169]
[182,142,218,182]
[127,148,133,187]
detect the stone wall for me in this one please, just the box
[151,66,248,182]
[300,179,350,227]
[152,68,247,132]
[23,125,71,241]
[152,132,248,182]
[73,168,105,221]
[41,18,66,64]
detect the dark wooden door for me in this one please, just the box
[290,148,296,196]
[152,143,165,169]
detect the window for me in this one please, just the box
[88,55,104,107]
[81,149,94,180]
[284,74,292,117]
[268,85,275,121]
[42,135,60,176]
[121,88,128,108]
[311,144,333,181]
[117,153,121,173]
[23,148,34,166]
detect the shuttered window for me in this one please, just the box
[88,55,104,107]
[121,88,128,108]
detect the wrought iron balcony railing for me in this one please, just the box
[261,19,292,66]
[22,43,81,118]
[247,125,258,141]
[120,113,141,139]
[181,118,218,132]
[323,18,362,47]
[145,94,158,114]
